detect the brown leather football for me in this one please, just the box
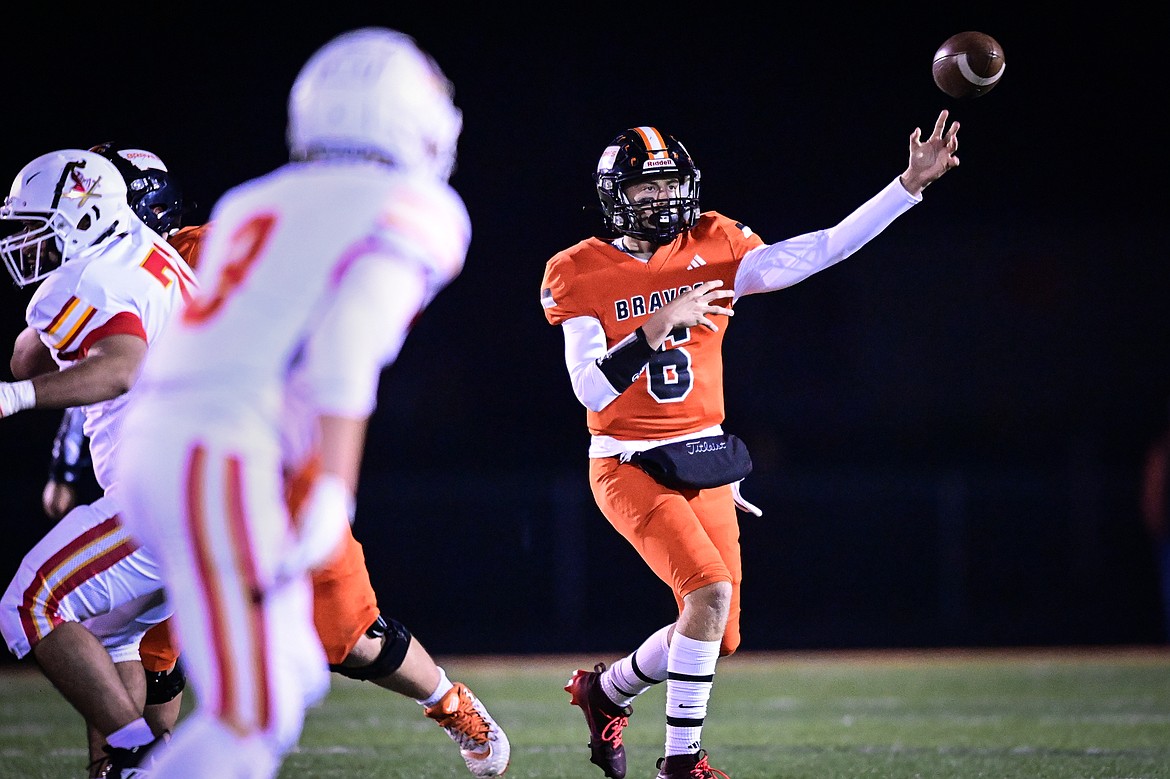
[932,31,1006,99]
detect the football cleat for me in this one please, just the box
[655,749,731,779]
[103,735,163,778]
[424,681,511,777]
[565,663,632,779]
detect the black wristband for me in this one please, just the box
[596,326,656,392]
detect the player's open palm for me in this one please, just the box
[902,110,960,194]
[645,280,735,346]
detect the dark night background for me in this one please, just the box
[1,10,1166,658]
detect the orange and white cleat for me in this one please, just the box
[424,681,511,777]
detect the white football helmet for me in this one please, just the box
[0,149,131,287]
[286,27,462,181]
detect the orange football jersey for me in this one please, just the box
[166,223,212,270]
[541,212,763,440]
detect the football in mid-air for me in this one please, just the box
[932,31,1005,99]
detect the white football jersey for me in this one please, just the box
[130,159,469,432]
[25,222,196,489]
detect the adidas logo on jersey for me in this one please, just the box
[686,255,707,271]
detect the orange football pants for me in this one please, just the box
[589,456,742,656]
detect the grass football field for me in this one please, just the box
[1,647,1167,778]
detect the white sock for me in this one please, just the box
[664,632,718,756]
[603,624,670,708]
[106,717,154,749]
[417,665,454,707]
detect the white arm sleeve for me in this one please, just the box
[299,254,428,418]
[734,177,920,299]
[562,315,622,412]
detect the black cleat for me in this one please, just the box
[104,735,163,778]
[565,663,632,779]
[655,749,731,779]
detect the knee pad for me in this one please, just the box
[145,660,187,705]
[329,615,411,681]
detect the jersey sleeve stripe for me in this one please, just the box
[48,302,97,353]
[69,311,148,360]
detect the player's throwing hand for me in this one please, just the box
[900,109,960,196]
[644,280,735,347]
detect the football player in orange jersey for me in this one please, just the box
[543,113,960,779]
[46,143,508,778]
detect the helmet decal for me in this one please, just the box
[597,146,620,174]
[63,164,105,208]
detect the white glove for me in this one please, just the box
[273,473,352,586]
[0,380,35,418]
